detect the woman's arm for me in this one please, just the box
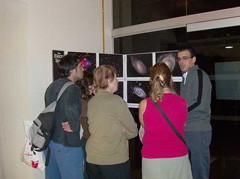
[139,99,147,127]
[138,99,147,142]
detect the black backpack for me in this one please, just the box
[29,81,73,166]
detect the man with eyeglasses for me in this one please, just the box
[177,47,212,179]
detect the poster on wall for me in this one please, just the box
[127,81,150,103]
[52,50,64,81]
[156,52,181,76]
[68,52,96,73]
[99,54,123,77]
[127,53,152,77]
[52,50,181,107]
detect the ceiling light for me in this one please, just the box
[225,46,233,49]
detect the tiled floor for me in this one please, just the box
[129,120,240,179]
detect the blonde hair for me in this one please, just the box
[93,65,117,91]
[149,63,173,102]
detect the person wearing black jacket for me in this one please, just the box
[44,54,85,179]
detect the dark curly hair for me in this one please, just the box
[76,71,94,100]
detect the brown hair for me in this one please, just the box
[76,71,94,100]
[149,62,173,102]
[93,65,117,91]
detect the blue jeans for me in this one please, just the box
[45,141,84,179]
[185,131,212,179]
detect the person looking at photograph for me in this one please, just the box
[62,70,95,179]
[45,54,85,179]
[86,65,138,179]
[139,63,192,179]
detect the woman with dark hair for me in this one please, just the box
[79,71,95,179]
[63,71,95,179]
[86,65,138,179]
[139,63,192,179]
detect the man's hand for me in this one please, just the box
[62,122,73,132]
[140,129,145,138]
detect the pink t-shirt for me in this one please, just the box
[142,93,188,158]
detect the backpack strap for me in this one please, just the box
[44,81,74,166]
[45,147,51,166]
[56,81,74,101]
[188,69,203,112]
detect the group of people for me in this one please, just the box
[44,47,212,179]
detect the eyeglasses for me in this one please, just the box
[176,56,192,62]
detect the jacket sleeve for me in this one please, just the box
[64,86,82,132]
[117,98,138,139]
[188,69,203,112]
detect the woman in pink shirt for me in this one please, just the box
[139,63,192,179]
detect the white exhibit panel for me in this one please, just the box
[55,50,181,108]
[96,53,99,67]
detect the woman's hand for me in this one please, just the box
[140,129,145,138]
[88,85,96,95]
[62,122,73,132]
[139,125,145,143]
[123,127,126,133]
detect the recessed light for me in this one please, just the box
[225,46,233,49]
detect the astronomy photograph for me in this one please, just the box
[156,52,182,76]
[127,81,150,103]
[127,53,153,77]
[99,53,123,77]
[114,81,123,98]
[68,52,96,73]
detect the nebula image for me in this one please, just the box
[99,54,123,77]
[80,58,92,69]
[133,86,147,98]
[130,57,147,75]
[68,52,96,73]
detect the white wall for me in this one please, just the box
[0,1,30,178]
[0,0,113,178]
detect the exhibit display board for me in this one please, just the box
[53,50,182,108]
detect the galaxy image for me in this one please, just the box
[127,53,152,77]
[114,81,123,98]
[156,52,181,76]
[127,81,150,103]
[68,52,96,73]
[99,54,123,77]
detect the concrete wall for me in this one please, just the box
[0,0,113,178]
